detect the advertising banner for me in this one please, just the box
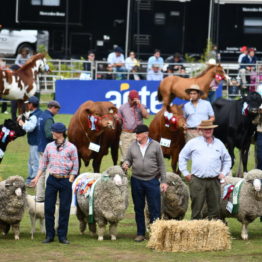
[56,80,222,114]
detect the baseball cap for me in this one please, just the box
[47,100,61,108]
[51,122,66,133]
[24,96,39,105]
[128,90,139,100]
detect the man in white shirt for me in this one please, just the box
[107,46,126,80]
[179,120,231,220]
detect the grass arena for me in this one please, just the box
[0,96,261,262]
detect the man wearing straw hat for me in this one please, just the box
[183,84,215,142]
[178,120,231,220]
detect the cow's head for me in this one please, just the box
[242,92,262,115]
[164,105,185,131]
[86,106,118,131]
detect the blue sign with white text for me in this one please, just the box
[55,80,222,114]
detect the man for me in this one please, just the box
[183,84,215,142]
[107,46,126,80]
[36,100,61,202]
[147,49,164,72]
[118,90,149,162]
[18,96,42,186]
[122,124,168,242]
[31,122,78,244]
[179,120,231,220]
[146,64,163,81]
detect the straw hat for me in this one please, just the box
[198,120,218,129]
[185,84,204,95]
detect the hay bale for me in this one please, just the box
[147,220,231,252]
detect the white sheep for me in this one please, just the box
[221,169,262,240]
[0,176,26,240]
[73,166,128,241]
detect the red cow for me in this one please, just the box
[68,101,120,172]
[149,105,185,172]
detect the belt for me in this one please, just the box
[50,173,70,179]
[122,129,134,133]
[192,175,218,180]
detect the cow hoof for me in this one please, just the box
[15,235,20,240]
[98,236,103,241]
[111,235,116,241]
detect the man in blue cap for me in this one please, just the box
[18,96,42,186]
[31,122,79,244]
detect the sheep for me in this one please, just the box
[0,176,26,240]
[74,166,128,241]
[25,194,59,240]
[220,169,262,240]
[161,172,190,220]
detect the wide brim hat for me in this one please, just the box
[185,84,204,95]
[197,120,218,129]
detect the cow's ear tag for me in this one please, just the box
[160,138,171,148]
[109,109,113,113]
[89,142,100,152]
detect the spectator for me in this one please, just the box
[179,120,231,220]
[118,90,149,162]
[31,122,78,244]
[165,52,185,75]
[107,46,126,80]
[80,50,96,80]
[238,46,248,64]
[147,49,164,72]
[122,124,168,242]
[125,51,141,80]
[147,64,163,81]
[18,96,42,187]
[36,100,61,202]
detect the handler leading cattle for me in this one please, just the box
[179,120,231,220]
[183,84,215,142]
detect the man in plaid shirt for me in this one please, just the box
[31,122,78,244]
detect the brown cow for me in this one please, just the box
[68,101,121,172]
[149,105,185,172]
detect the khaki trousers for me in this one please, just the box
[189,175,221,220]
[120,131,136,162]
[185,129,201,143]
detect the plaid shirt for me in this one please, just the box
[39,140,79,176]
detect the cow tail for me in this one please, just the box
[157,87,163,101]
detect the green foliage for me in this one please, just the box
[200,39,214,63]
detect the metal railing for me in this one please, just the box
[1,57,261,98]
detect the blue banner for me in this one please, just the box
[56,80,222,114]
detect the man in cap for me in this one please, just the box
[183,84,215,142]
[238,46,248,64]
[107,46,126,80]
[179,120,231,220]
[36,100,61,202]
[146,63,163,81]
[147,49,164,72]
[18,96,42,186]
[118,90,149,163]
[31,122,78,244]
[122,124,168,242]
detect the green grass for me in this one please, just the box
[0,111,261,262]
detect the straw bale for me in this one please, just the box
[147,219,231,252]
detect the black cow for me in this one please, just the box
[213,92,262,173]
[0,119,26,163]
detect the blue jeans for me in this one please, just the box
[131,177,161,236]
[26,145,39,184]
[45,175,72,240]
[256,132,262,170]
[208,91,216,103]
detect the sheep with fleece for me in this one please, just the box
[221,169,262,240]
[0,176,26,240]
[73,165,128,241]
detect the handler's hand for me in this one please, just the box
[185,174,192,182]
[160,183,168,193]
[69,175,75,183]
[30,176,40,188]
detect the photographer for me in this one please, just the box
[117,90,149,163]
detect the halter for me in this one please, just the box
[87,114,114,131]
[0,127,16,143]
[164,111,184,129]
[215,74,224,81]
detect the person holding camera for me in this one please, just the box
[117,90,149,163]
